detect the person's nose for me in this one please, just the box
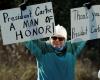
[56,38,60,41]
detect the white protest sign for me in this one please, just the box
[0,2,55,45]
[71,5,100,43]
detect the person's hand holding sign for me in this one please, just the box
[19,0,28,10]
[83,0,96,9]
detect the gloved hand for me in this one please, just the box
[19,0,28,10]
[83,2,93,9]
[83,0,96,9]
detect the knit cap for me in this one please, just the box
[54,24,67,39]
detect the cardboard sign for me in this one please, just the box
[0,2,55,45]
[71,5,100,43]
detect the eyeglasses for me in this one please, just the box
[51,36,65,41]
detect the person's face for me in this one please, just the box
[50,35,65,48]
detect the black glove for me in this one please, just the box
[19,0,28,10]
[83,2,93,9]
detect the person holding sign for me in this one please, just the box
[23,24,86,80]
[20,1,96,80]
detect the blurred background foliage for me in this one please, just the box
[0,0,100,80]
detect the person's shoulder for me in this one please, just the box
[66,40,71,44]
[46,40,52,47]
[66,40,72,47]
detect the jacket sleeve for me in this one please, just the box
[23,40,49,58]
[72,41,86,56]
